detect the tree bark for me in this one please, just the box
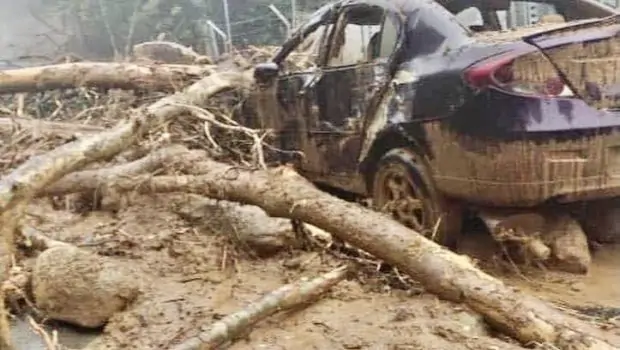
[56,159,619,350]
[0,62,218,93]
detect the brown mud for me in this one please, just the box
[14,192,620,350]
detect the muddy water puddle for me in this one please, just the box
[498,245,620,310]
[11,318,99,350]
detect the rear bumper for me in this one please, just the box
[434,174,620,206]
[423,122,620,207]
[551,178,620,203]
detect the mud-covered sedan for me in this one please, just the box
[246,0,620,247]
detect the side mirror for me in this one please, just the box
[253,62,280,85]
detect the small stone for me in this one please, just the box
[202,271,227,284]
[283,257,302,269]
[452,311,488,335]
[570,282,585,292]
[390,308,411,322]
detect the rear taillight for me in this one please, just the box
[464,51,575,98]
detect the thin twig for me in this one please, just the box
[27,316,59,350]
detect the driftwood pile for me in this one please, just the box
[0,41,617,350]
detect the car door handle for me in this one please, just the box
[298,73,322,97]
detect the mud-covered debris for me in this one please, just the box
[32,246,143,328]
[173,195,298,257]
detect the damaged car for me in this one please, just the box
[245,0,620,250]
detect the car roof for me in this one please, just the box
[334,0,617,18]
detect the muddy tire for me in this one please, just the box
[371,148,463,248]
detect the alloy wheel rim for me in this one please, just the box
[377,167,427,233]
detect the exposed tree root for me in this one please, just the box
[169,265,351,350]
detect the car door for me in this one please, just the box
[305,4,402,191]
[250,10,337,171]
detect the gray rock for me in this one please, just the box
[32,246,142,328]
[173,195,298,257]
[545,214,591,274]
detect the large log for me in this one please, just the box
[0,116,104,138]
[55,159,619,350]
[0,62,217,93]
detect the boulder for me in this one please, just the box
[545,214,591,274]
[32,246,142,328]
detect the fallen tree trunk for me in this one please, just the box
[169,265,350,350]
[60,159,619,350]
[40,145,203,197]
[0,116,104,138]
[0,62,217,93]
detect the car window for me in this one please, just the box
[378,15,399,59]
[326,6,389,67]
[281,23,334,73]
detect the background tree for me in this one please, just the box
[38,0,331,59]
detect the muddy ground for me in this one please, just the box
[11,191,620,350]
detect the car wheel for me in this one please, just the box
[371,148,463,248]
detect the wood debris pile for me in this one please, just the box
[0,41,617,350]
